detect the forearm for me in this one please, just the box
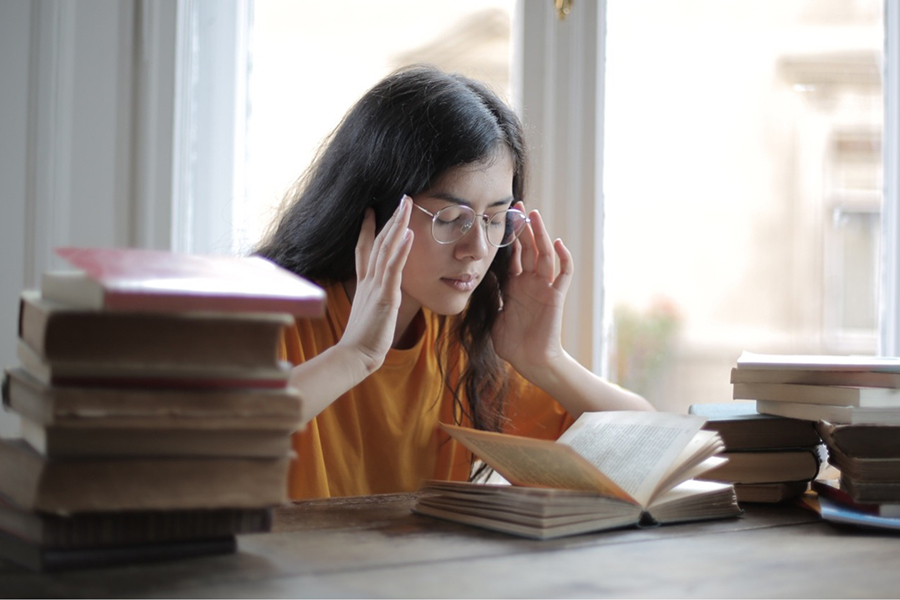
[522,351,655,417]
[288,343,374,424]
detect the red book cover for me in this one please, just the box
[46,247,325,317]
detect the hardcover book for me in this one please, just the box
[732,381,900,408]
[19,290,291,370]
[3,367,304,431]
[0,438,291,514]
[687,401,821,450]
[730,366,900,389]
[0,530,237,572]
[755,399,900,425]
[732,481,809,503]
[17,414,294,459]
[735,351,900,373]
[824,445,900,483]
[699,446,826,485]
[816,421,900,458]
[812,479,900,518]
[15,340,292,390]
[838,476,900,503]
[42,247,325,317]
[813,496,900,532]
[0,497,272,548]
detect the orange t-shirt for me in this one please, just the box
[282,282,575,499]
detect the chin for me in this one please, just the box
[426,298,470,316]
[417,290,473,316]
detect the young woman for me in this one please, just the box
[256,65,652,500]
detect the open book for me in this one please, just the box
[413,411,741,539]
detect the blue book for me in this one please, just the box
[818,495,900,531]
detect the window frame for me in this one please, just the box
[881,1,900,355]
[170,0,252,256]
[512,0,607,373]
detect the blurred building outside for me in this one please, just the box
[245,0,885,413]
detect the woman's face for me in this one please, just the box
[401,150,515,316]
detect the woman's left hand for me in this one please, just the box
[491,205,573,374]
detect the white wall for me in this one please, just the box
[0,0,178,436]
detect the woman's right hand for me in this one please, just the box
[287,196,413,423]
[338,195,414,374]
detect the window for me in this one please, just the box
[241,0,515,256]
[603,0,887,411]
[180,1,899,412]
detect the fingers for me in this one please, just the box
[517,211,537,274]
[508,239,523,276]
[355,208,377,278]
[529,211,556,281]
[552,238,574,294]
[510,207,574,293]
[359,194,413,284]
[383,228,414,291]
[517,209,557,283]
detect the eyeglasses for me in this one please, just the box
[412,203,530,248]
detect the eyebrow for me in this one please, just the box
[427,192,515,209]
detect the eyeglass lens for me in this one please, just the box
[432,205,528,247]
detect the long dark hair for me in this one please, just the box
[256,65,527,438]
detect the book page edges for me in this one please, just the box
[440,423,635,504]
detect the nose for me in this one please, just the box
[454,216,491,260]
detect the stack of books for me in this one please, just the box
[727,350,900,515]
[731,350,900,425]
[811,421,900,523]
[0,247,325,571]
[688,401,824,503]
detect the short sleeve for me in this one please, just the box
[501,370,576,441]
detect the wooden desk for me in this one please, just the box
[2,493,898,598]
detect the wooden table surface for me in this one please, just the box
[2,492,899,598]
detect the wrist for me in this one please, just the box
[514,349,574,395]
[334,340,384,379]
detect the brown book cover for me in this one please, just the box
[816,421,900,458]
[839,475,900,504]
[18,415,293,459]
[3,368,305,430]
[699,446,825,485]
[0,438,291,514]
[19,290,291,369]
[825,445,900,483]
[15,339,292,390]
[688,401,821,450]
[0,530,236,572]
[0,496,272,548]
[733,481,809,504]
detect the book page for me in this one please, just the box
[654,429,725,495]
[556,412,705,507]
[440,424,634,502]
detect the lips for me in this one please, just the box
[441,274,479,293]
